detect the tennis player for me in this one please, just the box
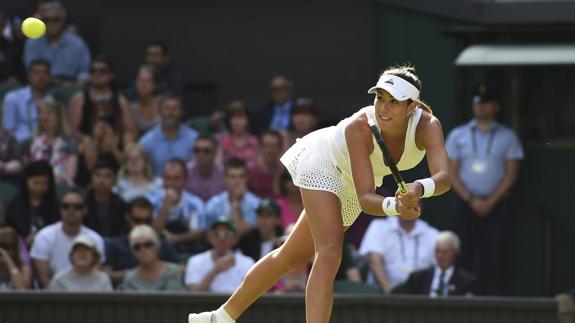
[189,65,451,323]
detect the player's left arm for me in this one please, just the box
[416,113,451,196]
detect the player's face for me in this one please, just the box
[374,90,413,126]
[435,242,457,270]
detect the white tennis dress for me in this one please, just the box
[280,105,426,226]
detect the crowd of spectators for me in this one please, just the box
[0,1,525,297]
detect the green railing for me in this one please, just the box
[0,292,558,323]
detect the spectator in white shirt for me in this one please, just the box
[30,189,105,288]
[185,218,254,293]
[359,216,439,294]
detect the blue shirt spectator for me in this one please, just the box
[205,191,261,229]
[24,32,90,83]
[139,124,198,176]
[148,189,206,232]
[138,94,198,175]
[23,2,91,84]
[253,76,295,134]
[446,120,524,197]
[2,60,52,143]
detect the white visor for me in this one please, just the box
[367,74,420,101]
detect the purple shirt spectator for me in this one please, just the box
[185,163,226,202]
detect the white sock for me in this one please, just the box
[214,307,235,323]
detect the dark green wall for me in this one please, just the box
[372,4,459,230]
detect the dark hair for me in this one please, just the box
[225,100,251,131]
[61,188,86,203]
[91,55,116,73]
[261,130,283,147]
[21,160,57,207]
[224,157,247,173]
[28,59,51,73]
[195,134,218,149]
[92,154,120,175]
[128,197,153,213]
[160,92,183,109]
[147,41,169,55]
[382,65,433,114]
[165,158,188,179]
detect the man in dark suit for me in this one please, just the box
[252,76,295,134]
[399,231,476,297]
[238,198,284,261]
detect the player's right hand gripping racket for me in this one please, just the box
[367,118,408,195]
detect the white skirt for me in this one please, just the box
[280,127,362,226]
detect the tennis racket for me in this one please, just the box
[367,120,408,195]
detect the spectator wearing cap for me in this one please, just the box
[281,97,319,151]
[30,189,105,288]
[185,135,226,202]
[102,197,180,286]
[2,59,52,143]
[398,231,476,297]
[205,158,260,236]
[253,76,295,134]
[445,84,524,295]
[185,218,254,293]
[48,234,112,292]
[216,100,260,165]
[247,130,284,198]
[238,198,284,262]
[120,224,185,291]
[83,156,128,237]
[23,2,91,85]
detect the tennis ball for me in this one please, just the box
[22,17,46,39]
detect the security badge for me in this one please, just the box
[471,158,488,174]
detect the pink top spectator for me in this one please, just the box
[276,197,299,230]
[247,161,282,199]
[217,133,259,164]
[185,163,226,202]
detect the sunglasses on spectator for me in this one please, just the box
[61,203,85,211]
[210,231,234,240]
[194,147,212,154]
[132,240,155,251]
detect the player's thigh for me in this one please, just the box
[300,188,344,253]
[275,209,315,268]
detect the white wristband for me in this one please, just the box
[382,197,399,216]
[416,178,436,198]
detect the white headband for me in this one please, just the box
[367,74,420,101]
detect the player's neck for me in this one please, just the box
[380,121,408,140]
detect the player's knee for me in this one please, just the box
[315,244,343,269]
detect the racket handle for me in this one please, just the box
[398,181,408,195]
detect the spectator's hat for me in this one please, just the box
[70,234,101,265]
[256,198,281,216]
[72,234,98,250]
[211,217,236,233]
[472,83,500,104]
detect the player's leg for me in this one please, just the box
[189,209,315,322]
[300,188,344,323]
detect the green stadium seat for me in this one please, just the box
[187,116,213,135]
[52,84,83,107]
[333,281,381,294]
[0,181,18,205]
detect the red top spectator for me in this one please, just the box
[247,131,283,198]
[217,100,259,165]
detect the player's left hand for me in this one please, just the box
[395,182,422,208]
